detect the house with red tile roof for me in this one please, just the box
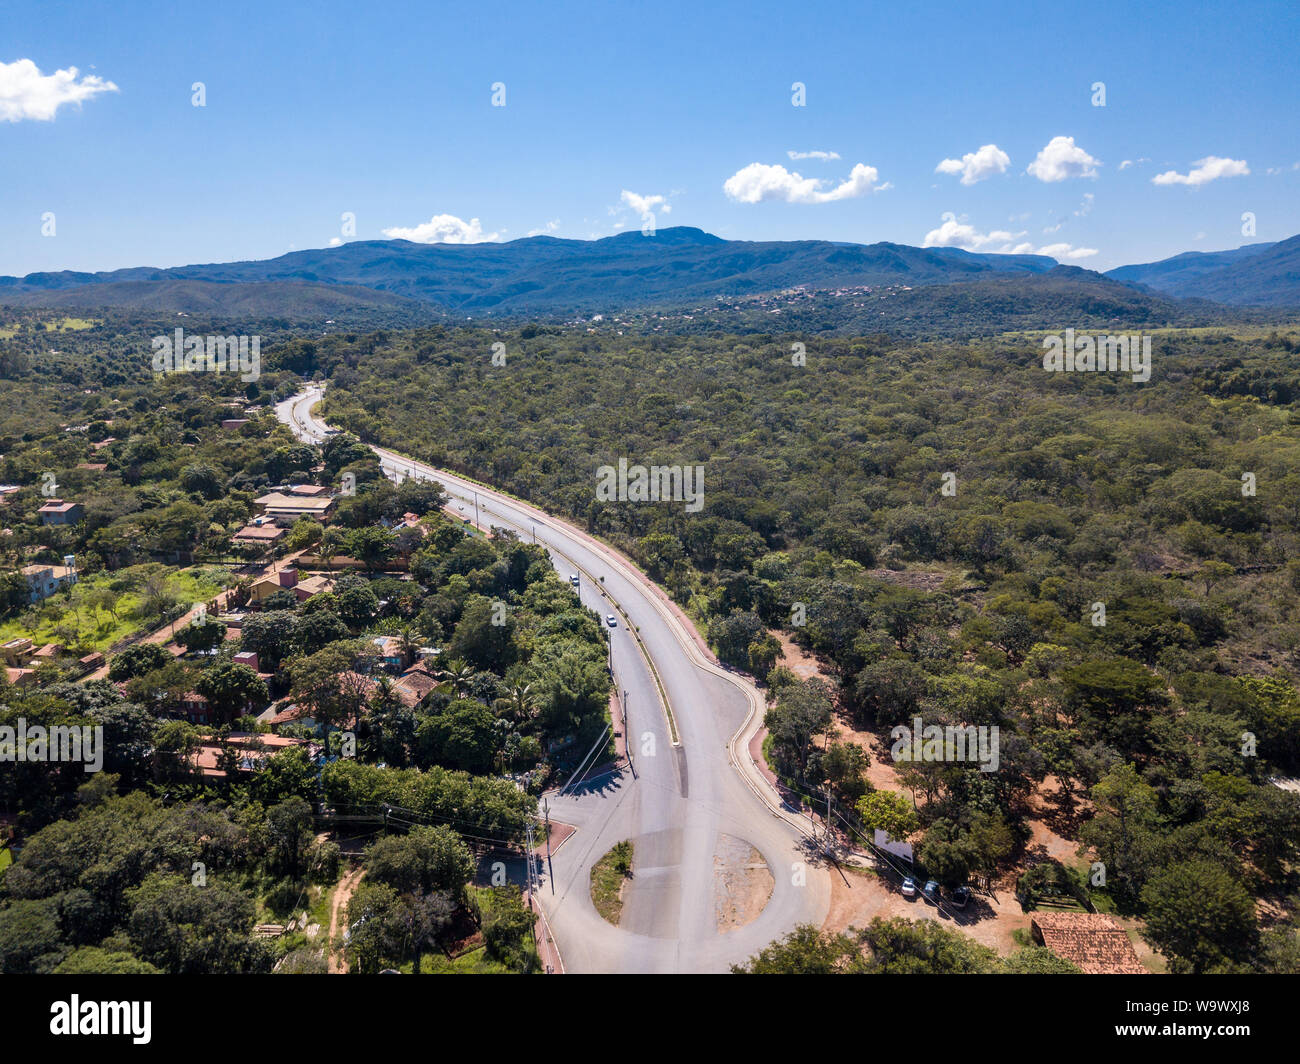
[37,499,84,525]
[391,661,440,708]
[188,732,320,778]
[1030,912,1147,974]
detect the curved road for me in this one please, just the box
[276,386,829,973]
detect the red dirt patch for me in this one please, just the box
[824,863,1028,956]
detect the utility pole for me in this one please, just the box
[542,798,553,893]
[524,819,537,908]
[624,689,635,777]
[824,779,835,858]
[473,491,480,531]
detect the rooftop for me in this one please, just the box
[1030,912,1147,975]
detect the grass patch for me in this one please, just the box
[405,945,512,974]
[46,317,97,332]
[0,847,11,873]
[590,839,634,925]
[0,565,232,652]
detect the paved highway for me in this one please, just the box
[276,386,829,972]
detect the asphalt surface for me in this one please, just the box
[276,386,829,972]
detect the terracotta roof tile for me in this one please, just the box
[1031,912,1147,974]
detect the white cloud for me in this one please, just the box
[620,190,670,217]
[1026,136,1101,182]
[923,217,1016,250]
[1038,242,1098,260]
[723,161,890,204]
[618,190,672,231]
[935,143,1010,185]
[327,237,342,247]
[381,214,500,243]
[1151,156,1250,186]
[923,215,1096,259]
[527,219,561,236]
[0,58,118,122]
[1118,157,1150,171]
[787,149,841,161]
[1074,192,1095,217]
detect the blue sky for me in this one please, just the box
[3,0,1298,275]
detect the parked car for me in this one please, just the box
[606,614,618,627]
[951,886,971,909]
[900,876,918,898]
[570,574,580,586]
[922,879,941,904]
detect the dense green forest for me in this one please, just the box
[305,320,1300,973]
[3,307,1300,974]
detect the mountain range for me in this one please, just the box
[1,227,1296,325]
[1106,236,1300,305]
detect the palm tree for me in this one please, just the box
[494,683,539,727]
[370,674,398,712]
[435,658,474,699]
[394,624,424,669]
[318,527,346,586]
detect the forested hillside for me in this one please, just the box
[308,320,1300,972]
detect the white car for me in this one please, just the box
[606,615,618,628]
[570,574,580,586]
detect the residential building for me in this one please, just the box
[0,637,35,667]
[368,635,409,671]
[1029,912,1148,974]
[249,567,330,604]
[253,491,334,524]
[38,499,84,525]
[391,661,440,709]
[20,562,78,603]
[4,667,35,688]
[188,733,320,778]
[231,522,287,548]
